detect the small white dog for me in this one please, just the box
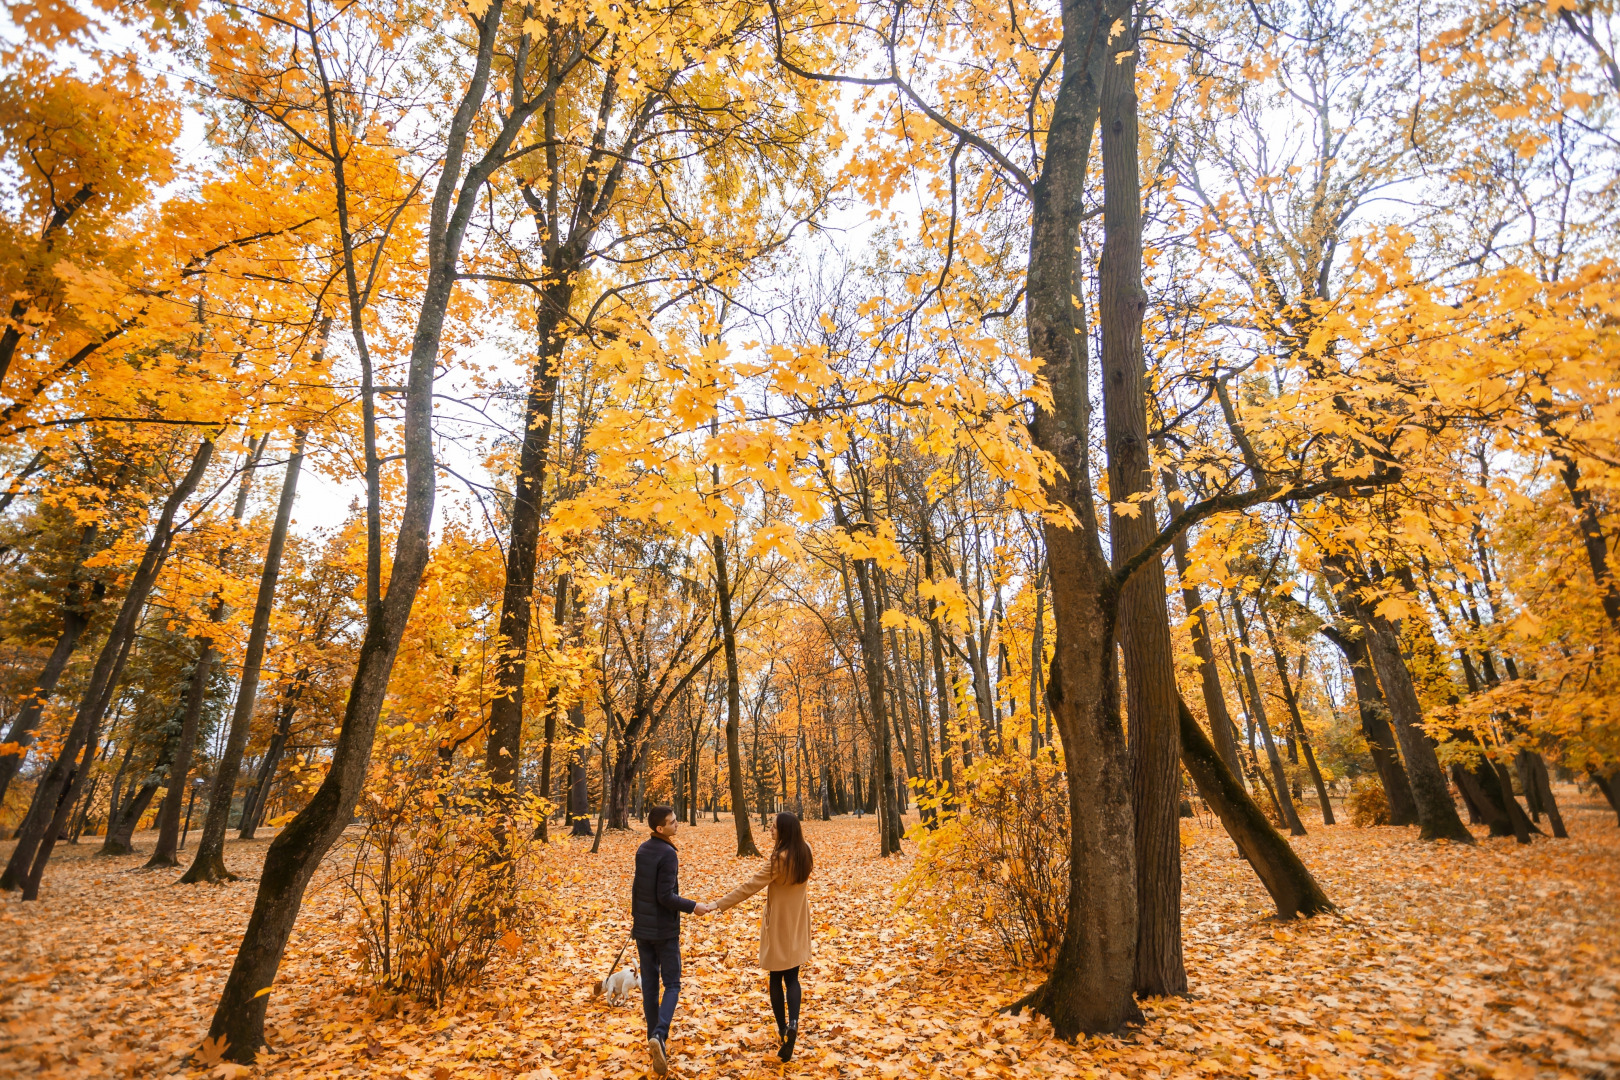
[597,966,641,1005]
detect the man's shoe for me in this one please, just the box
[649,1036,668,1075]
[778,1025,797,1063]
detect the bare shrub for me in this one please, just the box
[341,750,556,1006]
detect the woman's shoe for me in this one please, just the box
[778,1025,797,1063]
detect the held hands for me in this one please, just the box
[694,901,716,916]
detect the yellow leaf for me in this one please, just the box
[1372,596,1411,622]
[195,1035,229,1067]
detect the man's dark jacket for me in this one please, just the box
[632,834,697,941]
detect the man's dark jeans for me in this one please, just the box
[637,937,681,1042]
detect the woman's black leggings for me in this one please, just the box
[768,967,801,1032]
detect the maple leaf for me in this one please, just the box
[194,1034,229,1067]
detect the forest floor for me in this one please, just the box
[2,793,1618,1080]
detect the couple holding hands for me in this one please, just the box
[630,806,814,1074]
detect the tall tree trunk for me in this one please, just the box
[3,436,215,893]
[1007,0,1142,1037]
[1227,594,1306,835]
[1519,751,1566,838]
[1536,412,1620,632]
[205,0,504,1038]
[1318,625,1418,826]
[919,523,957,805]
[183,433,306,882]
[534,579,570,842]
[1178,697,1333,917]
[103,737,137,842]
[1255,604,1334,824]
[568,694,592,836]
[149,435,267,870]
[20,720,103,900]
[1164,489,1240,777]
[1588,768,1620,826]
[484,300,569,797]
[1328,561,1474,843]
[713,528,760,857]
[839,536,902,855]
[1098,13,1185,998]
[609,737,640,830]
[146,641,218,868]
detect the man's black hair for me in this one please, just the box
[648,805,676,830]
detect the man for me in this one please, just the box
[632,804,713,1075]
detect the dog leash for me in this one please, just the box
[598,932,634,993]
[606,933,633,977]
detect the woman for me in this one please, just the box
[711,811,814,1062]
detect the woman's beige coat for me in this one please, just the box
[714,857,812,971]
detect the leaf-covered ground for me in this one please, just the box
[4,793,1618,1080]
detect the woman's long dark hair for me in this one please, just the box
[772,812,813,884]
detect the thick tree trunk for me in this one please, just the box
[1588,769,1620,826]
[1519,751,1566,838]
[1331,566,1474,843]
[184,436,305,882]
[1318,625,1418,826]
[609,739,639,830]
[1007,0,1142,1037]
[1178,697,1333,917]
[1099,17,1184,998]
[2,437,214,893]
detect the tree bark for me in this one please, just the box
[1005,0,1142,1037]
[149,435,269,870]
[1318,624,1418,826]
[183,433,306,882]
[1518,751,1566,838]
[238,676,304,840]
[1329,563,1474,843]
[1098,12,1184,998]
[845,545,901,856]
[1178,696,1333,917]
[1255,604,1334,824]
[713,528,760,857]
[1588,768,1620,826]
[483,301,568,797]
[146,640,218,868]
[919,520,957,805]
[21,720,103,900]
[1227,594,1306,835]
[206,0,511,1043]
[1165,480,1240,778]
